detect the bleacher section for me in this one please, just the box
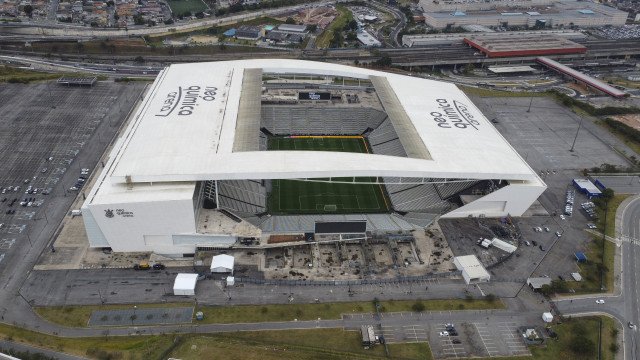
[261,106,387,135]
[259,214,417,233]
[400,212,439,228]
[368,118,409,158]
[435,180,479,200]
[210,180,267,216]
[381,177,479,213]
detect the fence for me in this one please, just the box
[233,270,461,286]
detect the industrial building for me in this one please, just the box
[420,0,627,29]
[464,34,586,57]
[402,30,586,47]
[81,60,545,255]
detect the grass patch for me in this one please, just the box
[0,66,64,83]
[36,299,504,327]
[316,5,352,48]
[166,0,208,16]
[169,329,432,360]
[596,194,631,237]
[0,323,175,359]
[197,299,504,324]
[527,316,618,360]
[569,236,615,293]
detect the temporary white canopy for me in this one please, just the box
[542,312,553,323]
[211,254,234,274]
[453,255,490,284]
[173,273,198,296]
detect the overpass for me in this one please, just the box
[536,56,627,98]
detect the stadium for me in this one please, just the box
[81,60,546,255]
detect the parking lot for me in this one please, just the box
[593,24,640,40]
[0,81,145,273]
[374,319,530,359]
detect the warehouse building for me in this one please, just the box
[421,0,627,29]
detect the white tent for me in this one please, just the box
[173,273,198,296]
[542,312,553,323]
[453,255,490,284]
[226,276,235,286]
[211,254,234,274]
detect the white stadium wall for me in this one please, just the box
[83,198,197,253]
[441,181,545,218]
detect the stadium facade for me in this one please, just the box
[81,60,545,255]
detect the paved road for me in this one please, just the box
[555,195,640,360]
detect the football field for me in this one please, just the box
[267,136,390,215]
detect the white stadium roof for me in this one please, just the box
[105,59,539,184]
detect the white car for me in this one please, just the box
[596,299,605,304]
[587,223,597,229]
[439,331,450,336]
[555,231,562,237]
[559,215,566,220]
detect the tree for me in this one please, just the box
[569,336,595,355]
[23,4,33,17]
[308,24,317,32]
[134,56,144,63]
[133,14,145,25]
[485,293,497,302]
[106,0,115,6]
[345,19,358,31]
[285,17,296,24]
[373,55,392,68]
[411,301,425,312]
[610,343,620,354]
[463,63,475,74]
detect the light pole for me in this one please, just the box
[570,117,584,152]
[526,96,534,113]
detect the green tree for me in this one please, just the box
[285,17,296,24]
[463,63,475,74]
[570,336,595,355]
[411,301,425,312]
[610,342,620,354]
[23,4,33,17]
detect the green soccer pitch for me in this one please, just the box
[267,136,390,215]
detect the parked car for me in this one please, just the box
[133,261,151,270]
